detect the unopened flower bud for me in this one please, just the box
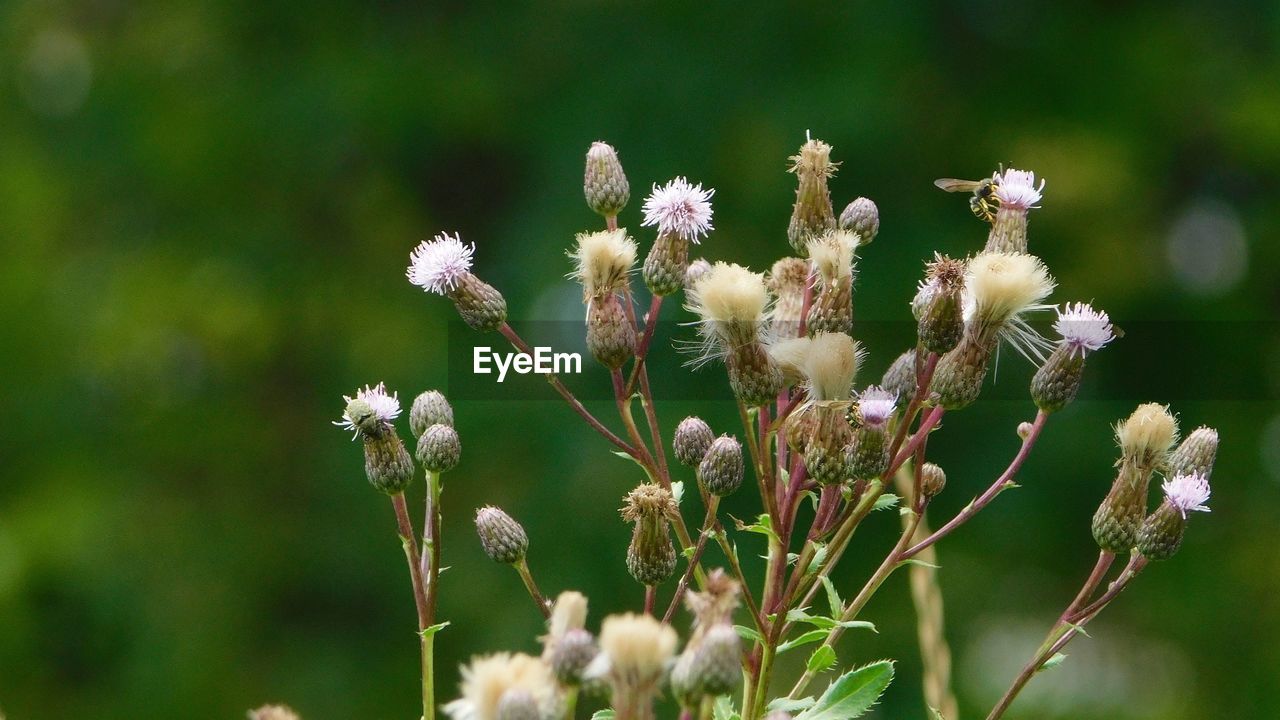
[804,231,857,336]
[363,432,414,495]
[881,349,918,403]
[1168,426,1219,479]
[688,625,742,697]
[802,404,855,486]
[920,462,947,498]
[767,257,810,339]
[839,197,879,244]
[931,334,995,410]
[584,142,630,218]
[550,628,598,685]
[248,705,300,720]
[417,423,461,473]
[847,423,890,482]
[497,689,540,720]
[727,343,784,407]
[476,506,529,564]
[914,254,966,355]
[586,293,637,369]
[643,232,690,297]
[621,485,679,586]
[685,258,713,288]
[787,136,838,253]
[674,417,715,467]
[1017,421,1034,440]
[410,389,453,438]
[670,652,700,708]
[1137,473,1211,560]
[698,435,744,496]
[1030,345,1085,413]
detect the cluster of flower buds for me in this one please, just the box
[1092,405,1217,559]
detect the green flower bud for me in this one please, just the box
[621,485,679,586]
[687,625,741,697]
[847,424,890,482]
[1091,460,1151,553]
[838,197,879,244]
[410,389,453,438]
[448,274,508,332]
[787,137,838,254]
[804,404,855,486]
[931,334,995,410]
[726,343,783,407]
[642,232,690,297]
[586,293,637,369]
[1168,426,1219,479]
[920,462,947,498]
[881,349,918,404]
[1136,473,1211,561]
[1030,344,1086,413]
[416,423,461,473]
[698,435,744,496]
[363,432,414,495]
[913,254,966,355]
[476,506,529,564]
[584,142,630,218]
[550,628,598,685]
[674,417,715,467]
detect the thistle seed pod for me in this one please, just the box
[416,423,461,473]
[674,416,715,467]
[838,197,879,244]
[698,435,744,497]
[1168,426,1219,479]
[586,293,637,369]
[804,404,855,486]
[920,462,947,498]
[476,506,529,564]
[550,628,598,685]
[410,389,454,437]
[847,424,890,482]
[448,274,509,332]
[787,137,838,253]
[804,231,857,336]
[984,168,1044,254]
[584,142,630,218]
[726,343,784,407]
[914,254,966,355]
[642,232,690,297]
[621,485,679,586]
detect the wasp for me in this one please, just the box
[934,172,1001,223]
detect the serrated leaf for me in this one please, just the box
[872,493,900,511]
[682,545,697,559]
[732,513,781,545]
[591,710,615,720]
[821,576,843,616]
[767,697,816,714]
[1038,653,1068,672]
[671,480,685,506]
[419,621,450,639]
[734,625,764,644]
[794,660,895,720]
[712,695,740,720]
[777,629,829,653]
[806,645,837,673]
[807,543,829,574]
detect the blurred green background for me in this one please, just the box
[2,1,1278,718]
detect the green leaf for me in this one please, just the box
[419,621,450,639]
[928,707,947,720]
[897,557,941,570]
[682,545,697,559]
[784,609,876,634]
[777,629,829,653]
[807,543,829,574]
[610,450,643,468]
[591,711,615,720]
[1038,653,1068,672]
[712,695,740,720]
[732,513,781,545]
[672,480,685,506]
[821,576,843,616]
[872,493,899,511]
[767,697,816,714]
[794,660,896,720]
[806,645,837,673]
[734,624,764,645]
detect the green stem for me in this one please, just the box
[514,557,550,618]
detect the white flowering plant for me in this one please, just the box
[276,137,1220,720]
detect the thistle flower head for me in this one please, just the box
[963,252,1056,360]
[444,653,558,720]
[335,382,401,438]
[1054,302,1115,356]
[802,332,863,401]
[993,168,1045,210]
[641,177,714,242]
[856,386,897,427]
[806,230,858,283]
[788,135,837,179]
[569,229,637,298]
[687,262,769,325]
[1116,402,1179,462]
[588,612,678,686]
[620,484,679,522]
[408,232,475,295]
[1162,472,1211,518]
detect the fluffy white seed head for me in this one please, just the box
[806,230,858,283]
[641,177,714,243]
[994,168,1045,210]
[1162,473,1211,518]
[768,336,812,385]
[857,386,897,427]
[687,262,769,326]
[546,591,589,645]
[963,252,1056,361]
[443,653,558,720]
[587,612,678,686]
[334,382,401,437]
[569,229,637,298]
[1116,403,1179,460]
[408,232,476,295]
[803,332,863,401]
[1054,302,1115,356]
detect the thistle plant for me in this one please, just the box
[299,137,1221,720]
